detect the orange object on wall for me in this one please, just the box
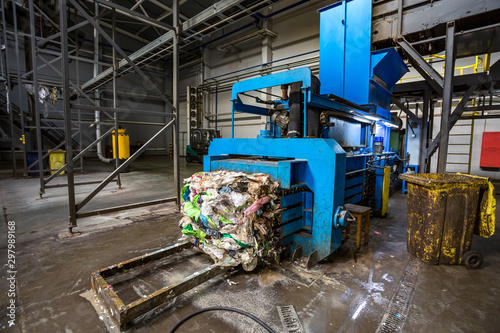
[480,132,500,168]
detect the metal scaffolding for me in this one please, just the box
[1,0,498,231]
[0,0,277,232]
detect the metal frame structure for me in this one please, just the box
[394,34,498,174]
[1,0,278,232]
[1,0,498,232]
[91,241,229,330]
[388,1,500,174]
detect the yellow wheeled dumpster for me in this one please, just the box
[399,173,496,269]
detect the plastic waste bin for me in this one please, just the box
[399,173,496,269]
[48,149,65,175]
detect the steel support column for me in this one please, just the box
[11,0,28,177]
[397,0,403,37]
[437,22,456,174]
[60,0,77,230]
[427,84,478,159]
[112,8,121,188]
[419,90,429,172]
[28,0,45,196]
[173,0,180,207]
[427,98,434,173]
[1,0,16,176]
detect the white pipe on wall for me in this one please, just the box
[94,2,112,163]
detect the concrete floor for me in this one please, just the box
[0,155,499,332]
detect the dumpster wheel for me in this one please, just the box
[463,251,483,269]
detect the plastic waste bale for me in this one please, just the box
[179,171,282,270]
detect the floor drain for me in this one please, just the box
[277,305,304,333]
[376,256,422,333]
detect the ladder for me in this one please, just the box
[446,119,474,174]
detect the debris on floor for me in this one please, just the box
[178,171,282,269]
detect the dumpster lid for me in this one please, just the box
[399,172,489,187]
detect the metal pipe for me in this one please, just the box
[409,22,500,47]
[70,0,173,109]
[345,169,367,176]
[94,2,113,164]
[205,50,319,82]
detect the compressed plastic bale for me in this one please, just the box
[178,170,281,268]
[244,196,271,215]
[183,201,201,221]
[181,224,206,243]
[201,201,214,217]
[230,191,250,208]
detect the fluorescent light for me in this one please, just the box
[383,121,399,128]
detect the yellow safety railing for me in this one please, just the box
[399,53,491,83]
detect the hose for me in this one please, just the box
[169,306,277,333]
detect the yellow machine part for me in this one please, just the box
[48,149,65,175]
[381,166,391,216]
[112,129,130,159]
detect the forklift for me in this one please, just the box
[185,128,219,163]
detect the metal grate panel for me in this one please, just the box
[277,305,304,333]
[376,256,422,333]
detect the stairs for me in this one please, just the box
[0,93,79,150]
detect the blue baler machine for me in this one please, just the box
[204,0,409,268]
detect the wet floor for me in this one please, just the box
[0,156,499,332]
